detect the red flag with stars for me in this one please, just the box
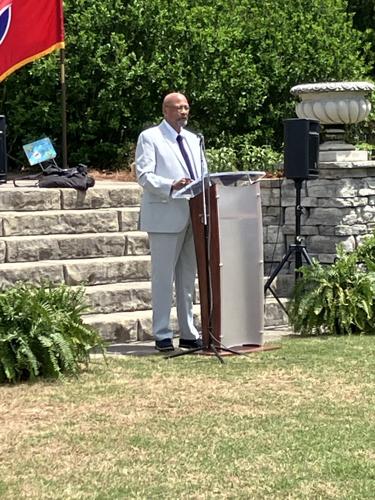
[0,0,64,82]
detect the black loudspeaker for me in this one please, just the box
[0,115,7,184]
[284,118,320,180]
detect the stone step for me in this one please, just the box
[0,182,142,211]
[0,231,149,263]
[83,300,289,343]
[0,255,151,287]
[84,282,152,314]
[0,207,140,236]
[83,280,290,316]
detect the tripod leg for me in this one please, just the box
[264,248,294,294]
[165,346,204,359]
[267,286,288,314]
[301,247,313,265]
[208,342,225,363]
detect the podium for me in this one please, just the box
[174,172,265,352]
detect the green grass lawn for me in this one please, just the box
[0,336,374,499]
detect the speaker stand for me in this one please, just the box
[264,178,312,315]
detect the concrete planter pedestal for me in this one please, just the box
[290,81,375,162]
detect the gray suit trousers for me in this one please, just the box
[148,223,199,341]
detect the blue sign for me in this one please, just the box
[23,137,57,166]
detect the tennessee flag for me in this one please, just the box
[0,0,64,82]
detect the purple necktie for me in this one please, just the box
[176,134,195,180]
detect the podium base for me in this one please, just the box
[197,344,281,356]
[165,342,280,362]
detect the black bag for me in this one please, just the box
[13,163,95,191]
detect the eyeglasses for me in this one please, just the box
[166,104,190,111]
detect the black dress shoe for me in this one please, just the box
[179,338,203,349]
[155,338,174,351]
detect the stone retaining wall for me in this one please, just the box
[261,161,375,267]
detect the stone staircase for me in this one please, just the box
[0,181,288,344]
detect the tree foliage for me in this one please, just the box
[0,0,370,169]
[346,0,375,146]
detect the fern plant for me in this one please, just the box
[0,282,105,383]
[288,246,375,336]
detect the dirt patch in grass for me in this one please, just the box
[89,167,136,182]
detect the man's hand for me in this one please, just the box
[172,178,192,190]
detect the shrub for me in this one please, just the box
[288,245,375,336]
[0,282,105,383]
[356,231,375,270]
[206,142,282,174]
[205,147,237,172]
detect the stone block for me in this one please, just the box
[84,282,152,314]
[318,226,336,236]
[284,206,309,225]
[119,207,140,231]
[319,150,368,162]
[264,225,284,244]
[0,261,64,287]
[0,240,5,262]
[62,183,142,209]
[281,179,303,197]
[64,256,151,286]
[0,209,120,236]
[307,178,364,198]
[307,207,356,226]
[0,189,61,211]
[5,233,126,262]
[264,242,286,262]
[262,206,283,226]
[306,235,355,254]
[282,224,319,236]
[83,311,139,343]
[358,188,375,196]
[136,314,154,341]
[318,197,368,208]
[318,167,369,178]
[260,188,281,206]
[264,299,289,327]
[260,178,281,189]
[361,205,375,223]
[334,224,368,236]
[125,232,150,255]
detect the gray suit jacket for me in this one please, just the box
[135,120,205,233]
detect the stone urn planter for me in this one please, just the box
[290,81,375,162]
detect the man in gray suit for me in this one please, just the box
[135,92,206,351]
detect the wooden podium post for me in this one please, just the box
[189,184,221,349]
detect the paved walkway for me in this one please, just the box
[105,326,293,356]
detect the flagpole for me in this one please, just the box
[60,47,68,169]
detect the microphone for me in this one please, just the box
[196,133,205,151]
